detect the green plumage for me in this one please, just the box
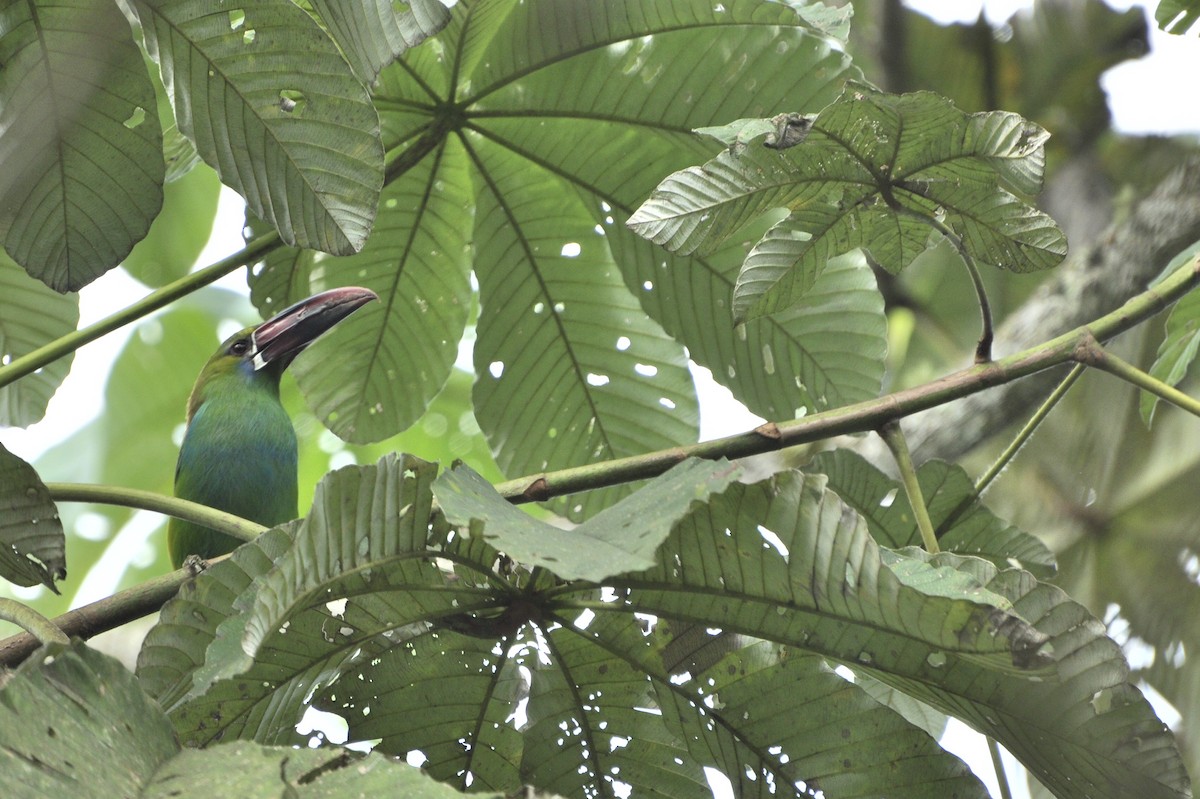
[167,287,376,569]
[167,327,297,567]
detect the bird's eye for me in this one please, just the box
[229,339,251,356]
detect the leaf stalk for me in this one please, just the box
[878,421,939,553]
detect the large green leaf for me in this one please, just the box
[628,83,1067,322]
[0,0,164,291]
[0,252,79,427]
[470,147,699,520]
[130,0,384,254]
[251,136,474,443]
[144,449,1185,797]
[308,0,451,83]
[609,472,1184,799]
[808,448,1056,578]
[0,443,64,592]
[0,641,505,799]
[267,0,860,519]
[434,458,740,581]
[136,526,295,708]
[610,214,887,419]
[0,642,178,798]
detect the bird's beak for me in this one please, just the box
[250,286,378,372]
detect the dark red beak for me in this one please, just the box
[250,286,377,372]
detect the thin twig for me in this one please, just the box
[1073,335,1200,420]
[0,598,69,648]
[0,233,281,391]
[2,254,1198,665]
[47,483,266,544]
[975,364,1085,496]
[988,737,1015,799]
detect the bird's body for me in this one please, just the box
[168,288,376,568]
[167,341,299,566]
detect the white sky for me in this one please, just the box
[4,2,1199,797]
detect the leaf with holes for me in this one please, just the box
[610,215,886,418]
[251,137,474,443]
[130,0,383,254]
[331,0,859,518]
[470,144,699,521]
[0,443,65,592]
[629,81,1066,322]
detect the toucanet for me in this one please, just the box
[167,287,377,568]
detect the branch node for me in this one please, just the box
[519,477,550,503]
[753,422,782,440]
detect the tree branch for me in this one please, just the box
[3,253,1197,667]
[0,233,281,391]
[877,158,1200,464]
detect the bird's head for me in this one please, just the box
[187,286,378,420]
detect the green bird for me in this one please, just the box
[168,287,377,568]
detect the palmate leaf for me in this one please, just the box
[629,82,1067,322]
[609,473,1185,799]
[285,0,860,519]
[808,448,1056,578]
[130,0,383,255]
[252,136,474,443]
[0,0,163,291]
[143,451,1180,797]
[0,251,79,427]
[323,467,1045,797]
[609,214,886,419]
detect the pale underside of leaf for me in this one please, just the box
[309,0,452,83]
[435,458,741,582]
[285,138,474,443]
[469,136,699,521]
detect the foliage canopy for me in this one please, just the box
[2,1,1200,798]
